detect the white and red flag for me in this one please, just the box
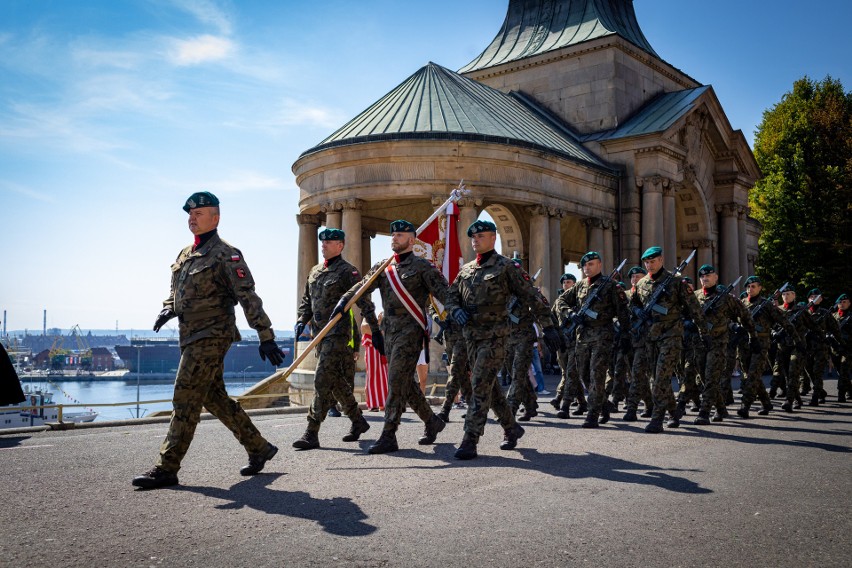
[413,201,463,319]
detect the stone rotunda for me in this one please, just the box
[291,0,761,302]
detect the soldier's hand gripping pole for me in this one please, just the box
[266,182,469,384]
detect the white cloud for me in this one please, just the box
[171,0,233,35]
[0,180,57,204]
[169,34,234,65]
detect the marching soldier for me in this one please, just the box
[772,288,820,412]
[447,220,562,459]
[436,314,472,423]
[691,265,757,424]
[629,247,708,433]
[831,294,851,402]
[802,289,841,406]
[335,220,449,454]
[292,228,380,450]
[623,266,654,422]
[550,274,588,418]
[553,252,629,428]
[133,191,284,489]
[506,267,549,421]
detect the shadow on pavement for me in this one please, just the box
[179,474,377,537]
[0,436,30,448]
[680,426,851,453]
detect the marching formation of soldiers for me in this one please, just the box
[134,191,851,488]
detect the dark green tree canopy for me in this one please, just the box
[751,76,852,304]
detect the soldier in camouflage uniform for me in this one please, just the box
[554,252,629,428]
[133,192,284,490]
[336,220,449,454]
[772,288,820,412]
[831,294,852,402]
[629,247,708,433]
[506,267,549,421]
[678,277,704,415]
[802,288,841,406]
[550,274,588,418]
[604,282,631,412]
[292,228,380,450]
[448,220,562,459]
[622,267,654,422]
[436,317,472,423]
[737,276,794,417]
[691,265,757,424]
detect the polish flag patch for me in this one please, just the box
[231,255,241,262]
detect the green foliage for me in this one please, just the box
[751,76,852,304]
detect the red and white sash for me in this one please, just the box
[386,262,427,330]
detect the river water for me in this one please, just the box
[21,377,253,421]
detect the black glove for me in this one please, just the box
[294,321,306,339]
[543,326,564,354]
[371,329,386,356]
[749,336,762,354]
[153,308,175,332]
[259,340,285,366]
[452,308,470,327]
[330,299,348,320]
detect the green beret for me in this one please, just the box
[837,293,849,303]
[183,191,219,212]
[579,251,601,267]
[560,273,577,283]
[745,275,761,285]
[318,228,345,241]
[808,288,821,298]
[697,264,715,276]
[467,219,497,237]
[390,219,416,234]
[641,246,662,260]
[627,266,647,277]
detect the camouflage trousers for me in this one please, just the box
[575,335,614,417]
[605,350,629,403]
[694,337,728,413]
[157,338,268,473]
[804,347,829,398]
[740,336,773,408]
[720,341,739,404]
[505,335,536,413]
[555,344,585,405]
[772,346,804,402]
[831,351,851,398]
[383,325,435,432]
[679,340,702,407]
[307,336,362,433]
[441,333,472,414]
[625,342,652,412]
[645,337,682,421]
[463,333,516,441]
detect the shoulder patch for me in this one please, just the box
[236,268,246,279]
[230,254,241,262]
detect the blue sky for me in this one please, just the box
[2,0,850,335]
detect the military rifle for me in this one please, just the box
[772,294,820,348]
[747,282,789,333]
[700,276,742,329]
[562,259,627,335]
[631,249,696,332]
[508,267,542,324]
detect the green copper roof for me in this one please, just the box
[302,62,611,171]
[582,86,709,141]
[460,0,658,73]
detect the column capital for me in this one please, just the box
[635,175,672,193]
[583,217,603,229]
[681,238,714,249]
[340,198,364,211]
[547,206,566,218]
[362,230,376,240]
[320,201,344,213]
[296,213,321,226]
[526,205,548,217]
[456,196,483,208]
[715,202,744,217]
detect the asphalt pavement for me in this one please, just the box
[2,376,851,567]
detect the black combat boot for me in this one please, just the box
[500,424,525,450]
[640,405,653,418]
[293,429,320,450]
[556,400,571,419]
[132,466,178,489]
[819,389,827,403]
[736,405,750,419]
[793,397,802,410]
[675,399,687,418]
[711,412,723,423]
[599,404,611,424]
[694,411,711,425]
[781,400,794,413]
[622,407,638,422]
[801,383,811,396]
[342,417,371,442]
[666,414,680,428]
[768,386,778,399]
[571,401,588,416]
[839,393,847,403]
[716,406,729,419]
[437,408,451,423]
[327,405,341,417]
[418,414,446,445]
[240,443,278,476]
[455,435,478,460]
[368,430,399,454]
[645,417,664,433]
[549,396,562,410]
[517,404,538,422]
[606,399,619,414]
[582,413,599,428]
[758,402,772,416]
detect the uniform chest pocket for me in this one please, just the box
[400,270,416,280]
[188,260,216,276]
[323,277,340,287]
[484,273,497,281]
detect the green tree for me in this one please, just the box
[751,75,852,304]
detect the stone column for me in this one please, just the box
[747,253,757,278]
[636,176,667,254]
[321,202,342,230]
[695,239,714,282]
[296,213,320,308]
[361,230,375,274]
[663,183,678,263]
[457,197,480,263]
[341,199,364,274]
[527,206,550,300]
[548,208,564,297]
[716,203,740,288]
[584,217,605,256]
[602,219,615,268]
[737,205,748,285]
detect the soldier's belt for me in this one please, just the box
[463,304,505,314]
[178,306,235,323]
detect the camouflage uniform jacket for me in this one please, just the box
[448,252,550,340]
[630,268,707,341]
[695,285,756,340]
[832,308,851,352]
[741,295,794,338]
[806,305,841,350]
[778,302,820,345]
[554,274,629,343]
[341,252,452,334]
[508,287,551,343]
[297,255,376,341]
[552,292,577,348]
[165,232,274,347]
